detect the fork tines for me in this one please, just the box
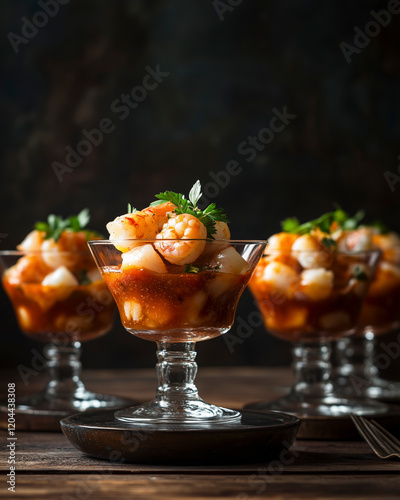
[351,414,400,459]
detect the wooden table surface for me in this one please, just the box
[1,367,400,500]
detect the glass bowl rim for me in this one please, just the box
[87,239,269,245]
[262,248,382,257]
[0,250,92,256]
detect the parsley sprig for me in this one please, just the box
[150,180,229,238]
[184,264,221,273]
[281,207,365,235]
[35,208,101,242]
[369,220,389,234]
[127,204,138,214]
[354,266,368,281]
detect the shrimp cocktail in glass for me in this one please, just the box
[0,210,128,423]
[89,181,266,424]
[247,208,383,418]
[335,225,400,401]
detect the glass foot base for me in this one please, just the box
[8,391,132,413]
[1,391,134,432]
[245,393,390,418]
[367,378,400,402]
[336,374,400,402]
[115,399,241,425]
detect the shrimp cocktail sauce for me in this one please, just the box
[249,208,385,342]
[98,181,252,342]
[2,210,115,342]
[357,226,400,334]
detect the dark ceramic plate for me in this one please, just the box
[245,402,400,440]
[61,409,300,464]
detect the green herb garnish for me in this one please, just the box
[354,266,368,281]
[150,180,229,238]
[127,203,138,214]
[369,219,389,234]
[184,263,221,274]
[321,237,338,250]
[184,264,201,274]
[281,217,301,233]
[35,208,101,242]
[79,269,91,285]
[281,206,365,235]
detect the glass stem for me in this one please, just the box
[43,342,86,398]
[290,342,334,399]
[336,336,376,395]
[155,342,199,406]
[364,334,379,379]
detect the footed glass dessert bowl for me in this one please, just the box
[246,229,383,418]
[89,238,266,424]
[0,248,130,416]
[0,211,132,428]
[60,184,300,462]
[335,238,400,401]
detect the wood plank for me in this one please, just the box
[1,366,400,495]
[1,431,400,473]
[2,474,400,500]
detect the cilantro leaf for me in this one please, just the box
[184,264,201,274]
[369,219,389,234]
[79,269,91,285]
[184,263,221,273]
[150,181,229,238]
[281,206,365,235]
[35,222,49,232]
[354,266,368,281]
[127,203,138,214]
[342,209,365,230]
[188,180,202,207]
[68,216,81,232]
[321,237,337,249]
[152,190,190,212]
[77,208,90,229]
[35,208,97,242]
[281,217,300,233]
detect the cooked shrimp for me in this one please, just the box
[299,268,333,301]
[107,202,177,245]
[42,266,79,287]
[142,202,176,230]
[6,255,51,284]
[107,211,159,242]
[372,232,400,264]
[17,230,44,252]
[292,234,333,269]
[41,231,94,270]
[346,263,370,296]
[209,246,250,274]
[203,221,231,256]
[267,232,298,252]
[368,261,400,296]
[121,244,167,273]
[155,213,207,265]
[338,227,374,252]
[213,221,231,240]
[266,305,308,332]
[123,299,144,323]
[261,261,299,296]
[373,232,400,249]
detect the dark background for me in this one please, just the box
[1,0,400,377]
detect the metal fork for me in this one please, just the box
[350,414,400,459]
